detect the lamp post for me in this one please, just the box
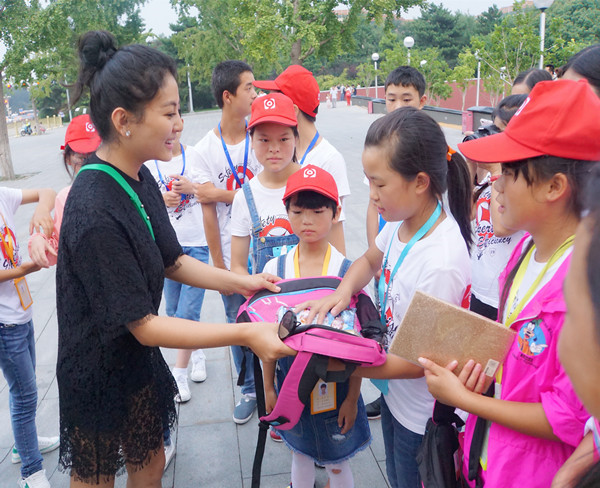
[404,36,414,65]
[534,0,554,69]
[372,52,380,98]
[475,50,481,107]
[187,64,194,113]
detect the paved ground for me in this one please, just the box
[0,102,464,488]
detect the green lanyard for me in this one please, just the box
[79,164,155,240]
[504,235,574,327]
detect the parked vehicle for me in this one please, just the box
[20,122,32,136]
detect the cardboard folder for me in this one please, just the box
[388,291,515,378]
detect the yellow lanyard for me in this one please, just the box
[504,235,574,328]
[496,235,574,387]
[0,212,17,267]
[294,244,331,278]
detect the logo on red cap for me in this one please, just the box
[303,167,316,178]
[264,97,276,110]
[85,122,96,133]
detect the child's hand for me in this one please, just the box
[30,208,54,237]
[163,190,182,208]
[193,182,220,204]
[169,175,194,195]
[265,389,278,414]
[295,289,351,325]
[29,234,57,268]
[338,397,358,434]
[418,357,487,408]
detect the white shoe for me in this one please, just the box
[163,441,176,472]
[174,372,191,403]
[190,352,207,383]
[18,469,51,488]
[12,436,60,464]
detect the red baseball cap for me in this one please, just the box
[253,65,321,118]
[61,114,101,153]
[458,79,600,163]
[248,93,297,130]
[283,165,339,205]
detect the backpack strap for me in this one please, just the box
[251,352,268,488]
[468,382,495,487]
[338,258,352,277]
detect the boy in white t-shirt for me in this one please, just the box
[253,65,349,254]
[144,118,209,404]
[1,186,58,488]
[194,60,263,424]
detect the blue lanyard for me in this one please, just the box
[298,131,319,166]
[154,143,185,190]
[378,201,442,326]
[218,122,249,188]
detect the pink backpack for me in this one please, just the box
[236,274,386,487]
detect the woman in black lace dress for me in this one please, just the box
[56,30,290,487]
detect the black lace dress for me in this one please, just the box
[56,155,181,483]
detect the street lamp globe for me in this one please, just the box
[371,52,379,62]
[420,60,427,67]
[403,36,415,49]
[533,0,554,11]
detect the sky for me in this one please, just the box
[140,0,513,36]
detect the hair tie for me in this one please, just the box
[447,147,456,162]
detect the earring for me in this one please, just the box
[125,130,131,137]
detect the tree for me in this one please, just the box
[394,3,471,67]
[470,1,539,87]
[172,0,423,86]
[355,62,376,95]
[451,49,477,110]
[1,0,38,180]
[1,0,146,180]
[475,5,503,36]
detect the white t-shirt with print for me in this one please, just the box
[144,145,207,247]
[262,244,346,278]
[375,215,471,435]
[472,186,525,308]
[230,176,293,239]
[302,138,350,221]
[195,129,262,267]
[0,187,33,325]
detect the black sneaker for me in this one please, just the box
[366,397,381,420]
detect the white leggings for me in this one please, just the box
[291,451,354,488]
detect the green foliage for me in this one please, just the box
[544,0,600,67]
[471,1,539,87]
[451,49,477,110]
[171,0,423,87]
[379,45,451,103]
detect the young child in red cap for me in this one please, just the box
[253,65,349,254]
[230,92,301,277]
[28,114,101,267]
[415,79,600,488]
[261,165,370,488]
